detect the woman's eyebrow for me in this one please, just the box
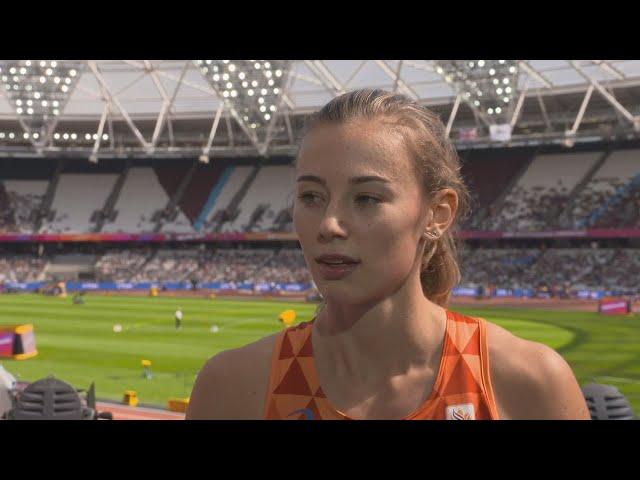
[297,175,326,186]
[349,175,390,185]
[296,175,390,186]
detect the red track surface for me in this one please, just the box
[96,402,185,420]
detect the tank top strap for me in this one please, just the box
[428,310,499,420]
[477,315,500,419]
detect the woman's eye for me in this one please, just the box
[297,193,323,206]
[355,195,381,206]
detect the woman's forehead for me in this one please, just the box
[302,119,403,149]
[297,121,414,180]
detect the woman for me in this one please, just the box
[187,89,590,420]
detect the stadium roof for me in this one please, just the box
[0,60,639,159]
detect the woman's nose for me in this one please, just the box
[318,208,348,241]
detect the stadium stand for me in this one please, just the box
[202,166,253,232]
[224,165,296,233]
[94,250,151,282]
[567,149,640,228]
[0,145,637,295]
[41,174,118,233]
[102,168,192,233]
[461,248,542,289]
[594,249,640,291]
[129,249,201,283]
[153,165,192,208]
[490,152,602,231]
[0,182,17,232]
[460,246,640,293]
[0,145,634,236]
[1,239,635,295]
[86,247,312,285]
[252,248,310,283]
[0,255,48,283]
[193,248,277,283]
[530,248,614,290]
[459,149,534,229]
[0,241,637,295]
[2,180,48,233]
[178,163,229,231]
[46,254,97,280]
[151,163,195,233]
[93,247,312,285]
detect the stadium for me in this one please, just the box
[0,59,638,420]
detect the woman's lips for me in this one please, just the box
[316,261,360,280]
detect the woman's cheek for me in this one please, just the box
[297,211,318,238]
[367,212,420,262]
[292,207,309,233]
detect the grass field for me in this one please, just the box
[1,293,638,415]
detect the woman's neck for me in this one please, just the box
[312,278,447,386]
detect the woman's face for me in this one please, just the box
[294,119,429,306]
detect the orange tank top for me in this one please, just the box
[263,310,499,420]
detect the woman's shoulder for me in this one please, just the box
[186,331,281,420]
[484,320,561,379]
[482,320,590,419]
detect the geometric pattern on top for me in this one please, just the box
[263,310,499,420]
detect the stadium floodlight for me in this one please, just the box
[433,60,520,125]
[0,60,84,146]
[194,60,292,155]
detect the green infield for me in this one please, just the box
[0,294,638,415]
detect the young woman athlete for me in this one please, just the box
[187,89,590,420]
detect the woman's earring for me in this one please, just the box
[423,228,440,240]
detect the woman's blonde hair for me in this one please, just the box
[299,89,470,307]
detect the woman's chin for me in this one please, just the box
[317,284,375,307]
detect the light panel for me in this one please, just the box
[0,60,84,143]
[194,60,291,152]
[433,60,520,122]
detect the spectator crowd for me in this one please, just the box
[0,245,636,295]
[461,246,639,293]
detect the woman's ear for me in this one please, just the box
[429,188,458,237]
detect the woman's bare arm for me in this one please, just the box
[186,334,277,420]
[487,322,591,420]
